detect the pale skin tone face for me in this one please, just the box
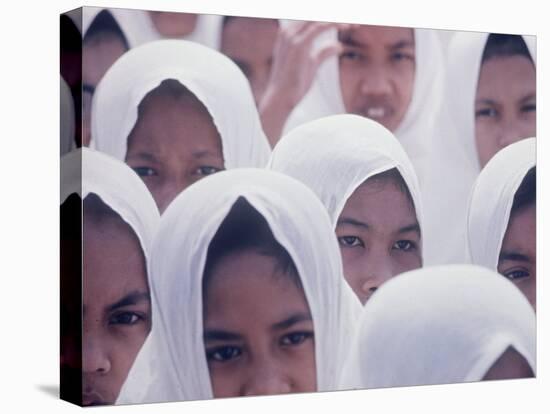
[82,33,127,146]
[203,250,317,397]
[148,12,198,37]
[336,178,421,304]
[482,347,534,381]
[338,25,415,132]
[475,55,536,168]
[221,17,279,106]
[82,208,150,406]
[125,88,224,213]
[498,203,536,310]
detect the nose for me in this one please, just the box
[359,64,392,97]
[82,333,111,374]
[157,176,192,213]
[242,358,292,396]
[359,260,394,301]
[496,120,534,150]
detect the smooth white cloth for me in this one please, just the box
[60,147,160,268]
[283,28,444,182]
[60,76,75,156]
[90,39,270,169]
[268,114,423,249]
[339,264,536,389]
[467,138,536,270]
[116,168,362,404]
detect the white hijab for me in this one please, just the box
[60,76,75,156]
[467,138,536,270]
[90,39,271,168]
[115,9,223,50]
[60,147,160,270]
[116,168,362,404]
[340,264,536,389]
[283,27,444,181]
[268,114,423,248]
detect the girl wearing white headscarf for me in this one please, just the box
[269,114,423,304]
[283,27,444,180]
[91,39,271,212]
[467,138,536,309]
[116,168,361,404]
[60,148,160,406]
[340,264,536,389]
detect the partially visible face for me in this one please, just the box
[498,203,536,310]
[125,89,224,213]
[148,11,198,37]
[221,18,279,106]
[336,177,421,304]
[338,25,415,132]
[475,55,536,167]
[203,250,317,397]
[82,34,127,146]
[82,207,151,406]
[482,347,534,381]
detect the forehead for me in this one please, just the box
[341,25,414,48]
[341,178,416,227]
[221,18,278,54]
[502,203,536,252]
[83,209,147,306]
[83,35,126,86]
[476,55,536,99]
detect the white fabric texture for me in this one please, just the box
[339,264,536,389]
[90,39,270,169]
[60,76,75,156]
[115,9,223,50]
[467,138,536,270]
[60,147,160,269]
[283,28,444,181]
[268,114,423,249]
[116,168,362,404]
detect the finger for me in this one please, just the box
[296,21,340,47]
[283,20,312,38]
[313,43,343,67]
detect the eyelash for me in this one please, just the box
[206,346,242,363]
[503,268,531,281]
[132,166,158,177]
[338,235,364,248]
[521,103,536,113]
[194,166,223,176]
[475,108,498,119]
[392,240,416,252]
[280,331,314,347]
[108,311,145,326]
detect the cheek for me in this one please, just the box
[474,125,498,165]
[392,252,422,274]
[288,341,317,391]
[209,367,243,398]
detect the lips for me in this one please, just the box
[82,390,109,406]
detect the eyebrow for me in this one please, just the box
[192,150,222,159]
[519,93,536,104]
[106,291,150,313]
[498,251,532,263]
[387,40,415,51]
[337,217,369,230]
[127,151,159,163]
[203,329,242,342]
[271,312,312,331]
[397,223,421,235]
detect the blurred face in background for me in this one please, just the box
[474,55,536,167]
[221,17,279,106]
[125,81,224,213]
[149,11,198,37]
[338,25,415,132]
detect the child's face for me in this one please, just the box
[148,11,198,37]
[221,18,279,106]
[474,55,536,168]
[336,178,421,304]
[125,90,224,213]
[338,25,415,132]
[498,203,536,310]
[203,250,316,397]
[82,210,151,406]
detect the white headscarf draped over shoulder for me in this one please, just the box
[268,114,423,248]
[467,138,536,270]
[61,147,160,268]
[340,264,536,389]
[90,39,271,167]
[283,27,444,179]
[115,9,223,50]
[116,169,362,404]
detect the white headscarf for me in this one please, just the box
[467,138,536,270]
[116,168,362,404]
[90,39,270,169]
[60,76,75,156]
[283,28,444,180]
[60,147,160,268]
[115,9,223,50]
[268,114,423,247]
[340,264,536,389]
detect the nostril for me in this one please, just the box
[369,286,378,293]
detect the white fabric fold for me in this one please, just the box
[339,264,536,389]
[116,168,362,404]
[467,138,536,270]
[90,39,270,169]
